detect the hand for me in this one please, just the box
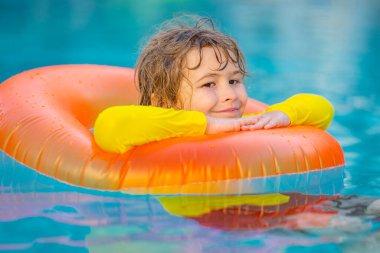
[205,111,290,134]
[240,111,290,131]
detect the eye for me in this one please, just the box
[202,82,216,88]
[229,79,241,85]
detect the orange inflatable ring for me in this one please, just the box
[0,65,345,194]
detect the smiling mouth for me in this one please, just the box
[215,108,240,113]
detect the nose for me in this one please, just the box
[220,82,238,102]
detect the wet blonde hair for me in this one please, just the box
[136,16,247,108]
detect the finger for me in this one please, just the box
[239,115,261,126]
[247,116,272,130]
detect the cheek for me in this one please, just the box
[190,89,218,112]
[234,84,248,102]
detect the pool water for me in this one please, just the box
[1,0,379,252]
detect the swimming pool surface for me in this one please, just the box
[1,0,379,252]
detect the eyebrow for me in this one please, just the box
[195,70,242,83]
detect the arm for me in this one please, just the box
[266,94,334,130]
[242,94,334,130]
[94,105,207,153]
[94,105,257,153]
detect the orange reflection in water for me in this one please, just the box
[158,193,339,231]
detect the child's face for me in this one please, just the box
[179,47,247,118]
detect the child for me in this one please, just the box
[94,17,334,154]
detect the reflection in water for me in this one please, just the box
[158,193,339,231]
[2,187,380,252]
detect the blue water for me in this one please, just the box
[1,0,379,252]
